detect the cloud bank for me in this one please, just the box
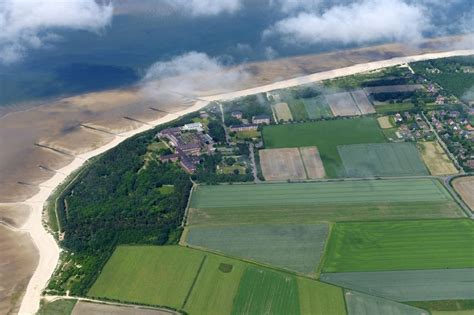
[264,0,430,45]
[165,0,241,16]
[0,0,113,64]
[269,0,324,13]
[141,51,248,101]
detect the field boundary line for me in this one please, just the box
[315,222,334,278]
[180,182,196,228]
[181,255,207,309]
[298,147,310,180]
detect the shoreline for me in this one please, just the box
[17,49,474,314]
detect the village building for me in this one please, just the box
[252,115,271,124]
[229,124,258,132]
[231,111,243,119]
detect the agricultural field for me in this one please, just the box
[409,300,474,315]
[298,277,346,315]
[262,117,386,177]
[187,179,464,225]
[351,90,375,114]
[338,143,429,177]
[88,246,205,309]
[325,92,361,116]
[259,148,306,181]
[288,100,309,121]
[231,266,300,315]
[272,102,293,121]
[259,147,325,180]
[72,301,175,315]
[418,141,458,175]
[299,146,326,179]
[321,269,474,301]
[183,253,245,315]
[377,116,393,129]
[185,223,329,274]
[38,299,76,315]
[302,96,333,119]
[88,245,346,315]
[344,291,427,315]
[452,176,474,210]
[322,219,474,273]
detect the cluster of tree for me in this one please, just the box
[193,153,253,184]
[371,91,417,102]
[207,120,226,143]
[48,116,195,295]
[362,77,409,87]
[223,94,272,122]
[291,86,321,99]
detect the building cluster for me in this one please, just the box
[393,112,434,141]
[427,110,474,170]
[157,122,214,173]
[228,111,271,132]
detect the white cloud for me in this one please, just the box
[141,51,248,100]
[165,0,241,16]
[269,0,324,13]
[264,0,430,45]
[0,0,113,64]
[264,46,278,60]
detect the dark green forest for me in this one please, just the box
[47,116,194,295]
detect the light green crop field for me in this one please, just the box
[302,96,333,119]
[231,266,301,315]
[88,246,204,309]
[38,299,76,315]
[184,254,245,315]
[185,224,329,274]
[323,220,474,273]
[338,143,429,177]
[298,277,346,315]
[321,269,474,301]
[188,179,464,225]
[262,117,386,177]
[288,100,309,121]
[88,246,346,315]
[344,291,427,315]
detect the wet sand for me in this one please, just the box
[0,35,472,314]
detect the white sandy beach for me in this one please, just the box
[17,49,474,314]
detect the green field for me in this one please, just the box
[374,102,415,114]
[262,117,386,177]
[338,143,429,177]
[188,179,464,225]
[184,254,245,314]
[323,220,474,273]
[298,277,346,315]
[344,291,426,315]
[302,96,333,119]
[186,224,329,274]
[321,269,474,301]
[231,266,300,315]
[88,246,346,314]
[38,299,76,315]
[288,100,309,121]
[88,246,205,309]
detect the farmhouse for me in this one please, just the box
[230,124,258,132]
[159,154,179,163]
[231,111,243,119]
[252,115,271,124]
